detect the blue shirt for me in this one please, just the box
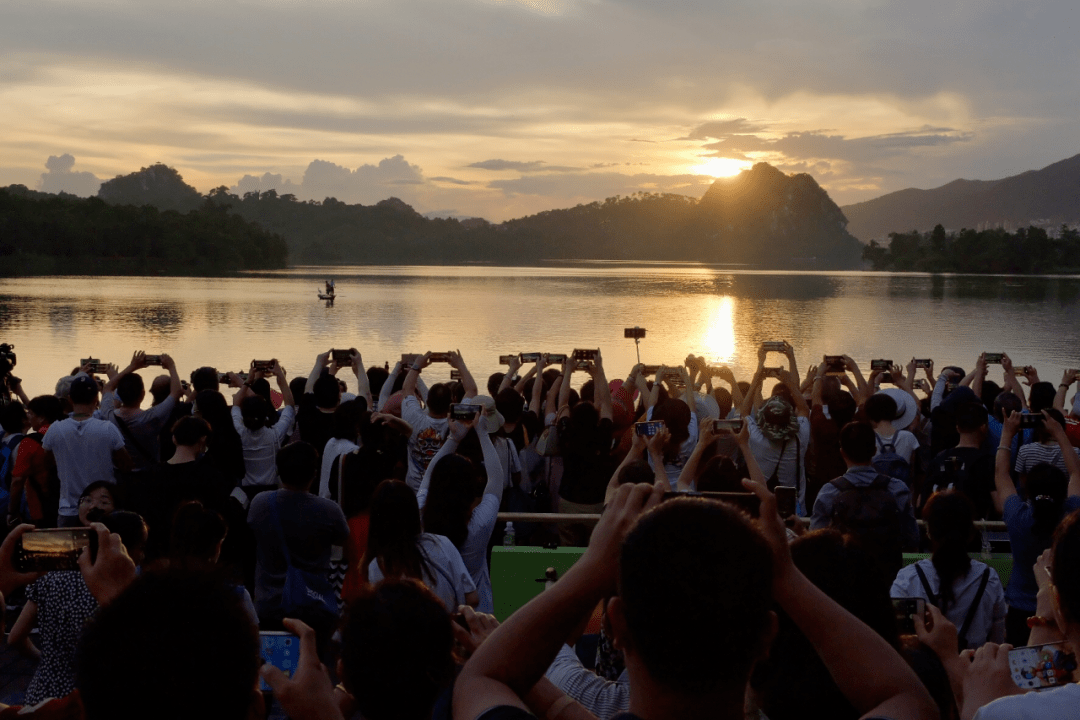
[1003,493,1080,611]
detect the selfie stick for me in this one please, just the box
[627,327,645,364]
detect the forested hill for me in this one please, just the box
[2,162,865,273]
[95,162,863,268]
[0,184,288,276]
[842,154,1080,242]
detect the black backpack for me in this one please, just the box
[872,434,911,488]
[829,473,903,577]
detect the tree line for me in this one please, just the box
[0,185,289,276]
[862,224,1080,274]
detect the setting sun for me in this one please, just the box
[690,156,752,178]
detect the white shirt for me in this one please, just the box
[318,437,359,499]
[973,682,1080,719]
[42,417,125,517]
[746,414,811,509]
[891,559,1007,649]
[401,396,449,491]
[367,533,476,611]
[874,429,919,466]
[231,405,296,487]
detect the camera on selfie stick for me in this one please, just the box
[624,327,646,364]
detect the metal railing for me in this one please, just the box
[496,512,1008,532]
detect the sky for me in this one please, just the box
[2,0,1078,222]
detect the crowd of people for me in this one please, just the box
[0,342,1079,719]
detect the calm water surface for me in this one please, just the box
[1,264,1078,398]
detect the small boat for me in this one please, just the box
[318,292,336,300]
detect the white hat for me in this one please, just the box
[472,395,505,434]
[877,388,918,431]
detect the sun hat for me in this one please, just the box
[472,394,505,434]
[877,387,918,431]
[756,396,798,441]
[694,391,720,421]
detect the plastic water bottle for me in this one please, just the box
[503,522,516,547]
[980,530,992,560]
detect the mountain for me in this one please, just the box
[81,161,863,268]
[842,154,1080,242]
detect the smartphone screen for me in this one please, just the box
[891,597,925,635]
[870,359,892,370]
[572,348,598,361]
[259,632,299,692]
[713,418,744,433]
[914,359,932,369]
[1009,643,1079,690]
[984,352,1005,364]
[635,421,664,437]
[331,349,352,364]
[16,528,93,572]
[449,403,482,421]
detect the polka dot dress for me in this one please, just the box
[23,571,99,705]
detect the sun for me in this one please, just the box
[690,156,751,178]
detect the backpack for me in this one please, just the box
[829,473,903,579]
[872,433,911,487]
[0,432,24,512]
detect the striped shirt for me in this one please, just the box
[1014,442,1080,475]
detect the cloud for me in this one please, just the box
[38,154,101,196]
[488,170,714,200]
[468,159,548,172]
[430,176,474,185]
[683,118,767,140]
[231,172,301,196]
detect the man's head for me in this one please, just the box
[495,388,524,429]
[115,373,146,408]
[1030,382,1057,414]
[426,382,452,416]
[27,394,63,429]
[277,441,319,491]
[339,579,455,720]
[190,366,219,393]
[0,401,27,435]
[149,375,171,405]
[486,372,504,398]
[993,390,1022,423]
[69,374,99,407]
[172,415,211,450]
[839,421,876,466]
[313,372,341,410]
[712,387,733,419]
[610,498,774,696]
[955,401,988,436]
[76,568,260,720]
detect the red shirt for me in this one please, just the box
[12,423,50,519]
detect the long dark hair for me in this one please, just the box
[1027,463,1069,538]
[422,454,482,550]
[362,480,430,584]
[652,399,691,464]
[240,395,272,431]
[924,490,974,613]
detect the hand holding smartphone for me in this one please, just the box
[259,632,299,692]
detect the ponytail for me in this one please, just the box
[924,490,974,613]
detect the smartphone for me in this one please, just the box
[15,528,96,572]
[498,355,516,365]
[1069,368,1080,381]
[763,366,784,379]
[251,360,275,373]
[881,372,895,384]
[624,327,646,339]
[575,360,594,371]
[705,366,728,377]
[572,349,598,361]
[449,403,482,421]
[1008,642,1079,690]
[1018,413,1042,429]
[713,418,744,433]
[259,632,299,693]
[984,352,1005,364]
[635,420,664,437]
[870,359,892,371]
[1013,366,1030,377]
[640,365,661,376]
[449,368,462,381]
[401,353,420,366]
[891,597,926,635]
[547,353,568,364]
[428,352,453,363]
[331,348,352,365]
[217,371,248,384]
[519,352,541,363]
[761,341,787,353]
[823,355,846,376]
[914,359,932,369]
[665,491,760,518]
[80,358,109,374]
[775,486,796,519]
[143,354,163,366]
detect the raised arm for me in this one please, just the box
[969,353,986,399]
[1054,369,1075,413]
[843,355,868,401]
[305,350,331,394]
[544,373,563,419]
[416,420,467,510]
[676,418,714,492]
[273,361,295,407]
[104,351,146,395]
[783,340,799,383]
[992,411,1022,514]
[557,356,574,422]
[735,422,765,485]
[739,367,764,420]
[349,349,372,410]
[591,350,613,422]
[450,350,479,399]
[477,424,505,504]
[1044,411,1080,498]
[1001,354,1029,411]
[529,355,549,415]
[781,370,810,418]
[746,482,939,720]
[401,351,431,403]
[378,361,402,411]
[716,366,743,411]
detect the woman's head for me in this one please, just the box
[239,395,273,431]
[364,480,428,582]
[170,501,228,563]
[1052,510,1080,631]
[923,490,975,613]
[78,481,117,525]
[652,399,691,461]
[421,454,483,550]
[1027,463,1069,537]
[101,510,149,567]
[193,389,229,422]
[332,400,365,441]
[696,456,746,493]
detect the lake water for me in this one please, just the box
[1,264,1079,399]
